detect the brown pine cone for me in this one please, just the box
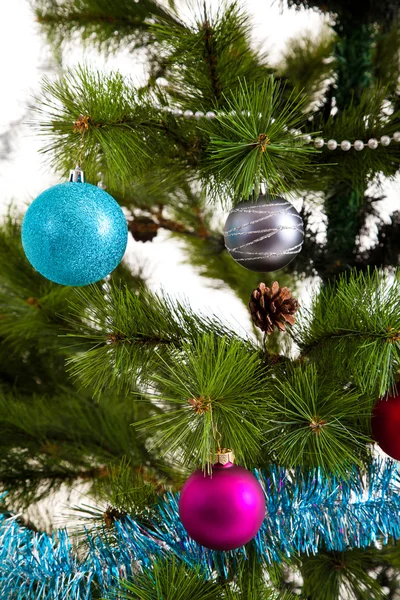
[249,281,299,334]
[129,216,159,242]
[103,505,127,529]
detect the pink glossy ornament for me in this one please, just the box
[178,457,266,551]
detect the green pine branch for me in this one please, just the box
[33,67,176,192]
[200,78,317,201]
[299,548,389,600]
[34,0,180,53]
[0,215,144,395]
[223,549,297,600]
[302,86,400,193]
[116,179,222,244]
[295,268,400,396]
[67,456,167,542]
[64,282,245,398]
[333,22,376,111]
[34,65,321,200]
[151,2,271,108]
[0,392,167,508]
[111,557,223,600]
[261,363,372,476]
[61,269,400,474]
[110,555,295,600]
[279,28,336,109]
[93,457,163,515]
[134,333,267,471]
[373,19,400,98]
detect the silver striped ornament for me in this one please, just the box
[223,194,304,272]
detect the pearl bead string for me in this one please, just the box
[158,105,400,152]
[311,133,400,151]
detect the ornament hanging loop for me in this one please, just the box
[209,403,223,454]
[252,180,267,202]
[73,113,90,174]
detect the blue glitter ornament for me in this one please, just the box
[21,169,128,286]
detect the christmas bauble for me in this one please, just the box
[179,460,265,551]
[22,182,128,286]
[371,388,400,460]
[223,194,304,272]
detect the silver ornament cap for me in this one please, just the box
[69,165,85,183]
[223,194,304,272]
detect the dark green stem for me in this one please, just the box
[323,21,376,280]
[324,184,366,279]
[333,22,376,112]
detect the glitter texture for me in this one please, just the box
[1,459,400,598]
[21,182,128,286]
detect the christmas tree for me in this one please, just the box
[1,0,400,597]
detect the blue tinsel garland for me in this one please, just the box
[1,459,400,599]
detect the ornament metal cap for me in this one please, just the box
[69,165,85,183]
[214,448,235,465]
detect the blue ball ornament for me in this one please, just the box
[21,181,128,286]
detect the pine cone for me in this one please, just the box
[129,216,159,242]
[103,505,127,529]
[249,281,299,334]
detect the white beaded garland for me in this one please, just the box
[354,140,364,151]
[157,105,400,152]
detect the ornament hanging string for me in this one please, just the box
[77,132,84,168]
[209,402,223,454]
[254,135,270,198]
[73,114,91,169]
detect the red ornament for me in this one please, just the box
[371,387,400,460]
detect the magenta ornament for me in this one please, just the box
[178,461,266,551]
